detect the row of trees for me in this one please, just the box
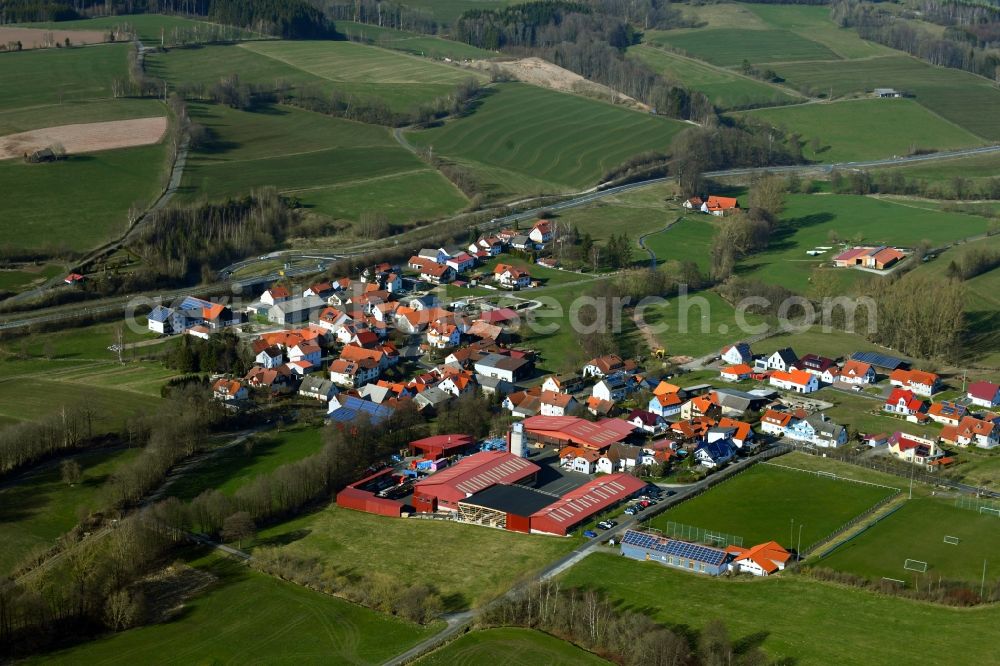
[165,331,253,375]
[945,246,1000,281]
[830,168,1000,201]
[479,580,768,666]
[805,565,1000,606]
[832,0,1000,81]
[0,404,99,476]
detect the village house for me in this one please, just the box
[884,388,928,419]
[592,373,638,403]
[629,409,668,435]
[446,252,477,273]
[720,364,753,382]
[941,415,1000,449]
[268,295,325,326]
[254,343,284,369]
[716,417,755,450]
[542,374,584,394]
[786,413,848,447]
[529,220,554,245]
[795,354,837,376]
[427,321,461,349]
[839,360,876,385]
[418,248,451,264]
[582,354,632,378]
[329,358,380,388]
[759,409,795,437]
[701,195,739,217]
[720,342,753,366]
[596,443,641,475]
[695,439,736,468]
[298,376,338,402]
[303,282,335,300]
[967,381,1000,409]
[756,348,798,373]
[560,446,601,474]
[475,353,532,383]
[494,263,531,289]
[889,369,940,396]
[540,391,577,417]
[927,401,967,426]
[244,365,295,393]
[769,369,819,394]
[887,432,943,466]
[419,262,456,285]
[212,378,247,402]
[260,285,291,306]
[648,391,683,418]
[726,542,791,577]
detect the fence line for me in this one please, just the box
[801,489,902,557]
[809,500,908,560]
[761,460,901,491]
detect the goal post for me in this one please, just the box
[881,577,905,586]
[816,471,837,480]
[904,559,928,572]
[943,536,960,545]
[979,506,1000,518]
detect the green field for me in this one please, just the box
[407,83,688,190]
[0,447,137,574]
[648,28,838,67]
[628,45,801,110]
[819,498,1000,584]
[639,289,768,359]
[178,102,466,224]
[295,169,468,228]
[336,21,496,60]
[391,0,513,24]
[774,55,1000,140]
[0,43,127,111]
[166,426,326,500]
[254,506,573,610]
[735,193,990,294]
[0,143,168,253]
[648,464,896,549]
[0,263,63,293]
[742,98,983,162]
[878,151,1000,182]
[418,628,608,665]
[744,4,896,60]
[241,40,485,110]
[560,553,1000,665]
[0,97,165,136]
[0,379,162,429]
[38,554,437,665]
[643,215,716,273]
[550,182,681,244]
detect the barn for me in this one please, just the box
[336,468,406,517]
[620,530,730,575]
[412,451,540,513]
[409,434,476,459]
[529,473,645,536]
[520,415,637,451]
[457,484,557,533]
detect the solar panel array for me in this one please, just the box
[851,351,905,370]
[622,530,727,566]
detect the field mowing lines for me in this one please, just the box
[280,167,433,194]
[193,143,394,167]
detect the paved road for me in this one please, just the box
[4,144,999,332]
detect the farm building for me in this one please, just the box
[456,484,558,533]
[620,530,729,576]
[520,415,637,451]
[851,351,907,372]
[409,434,477,459]
[832,246,906,270]
[336,468,407,517]
[529,473,645,536]
[412,451,540,513]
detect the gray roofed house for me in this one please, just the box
[511,234,532,249]
[414,386,452,412]
[474,353,532,382]
[298,376,338,402]
[804,413,847,447]
[358,383,392,404]
[268,295,325,325]
[476,374,516,396]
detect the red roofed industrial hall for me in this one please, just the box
[520,415,636,451]
[412,451,540,512]
[408,434,476,459]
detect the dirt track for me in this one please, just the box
[0,116,167,160]
[0,27,107,49]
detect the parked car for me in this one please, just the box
[583,530,598,538]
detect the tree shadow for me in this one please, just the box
[253,528,312,548]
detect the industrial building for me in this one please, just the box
[412,451,540,513]
[520,415,637,451]
[408,434,476,459]
[620,530,730,576]
[529,473,646,536]
[336,468,407,517]
[457,484,558,533]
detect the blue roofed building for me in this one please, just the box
[694,439,736,469]
[327,395,395,425]
[620,530,730,576]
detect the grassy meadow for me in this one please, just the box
[0,42,128,111]
[818,497,1000,584]
[253,505,574,610]
[418,628,608,665]
[774,55,1000,140]
[561,553,1000,666]
[406,83,688,190]
[647,464,896,549]
[647,28,837,67]
[21,14,255,43]
[165,426,326,500]
[0,97,165,136]
[628,45,801,110]
[177,102,467,225]
[741,98,984,162]
[37,554,438,665]
[240,40,485,110]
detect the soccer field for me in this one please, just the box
[818,497,1000,585]
[647,463,897,549]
